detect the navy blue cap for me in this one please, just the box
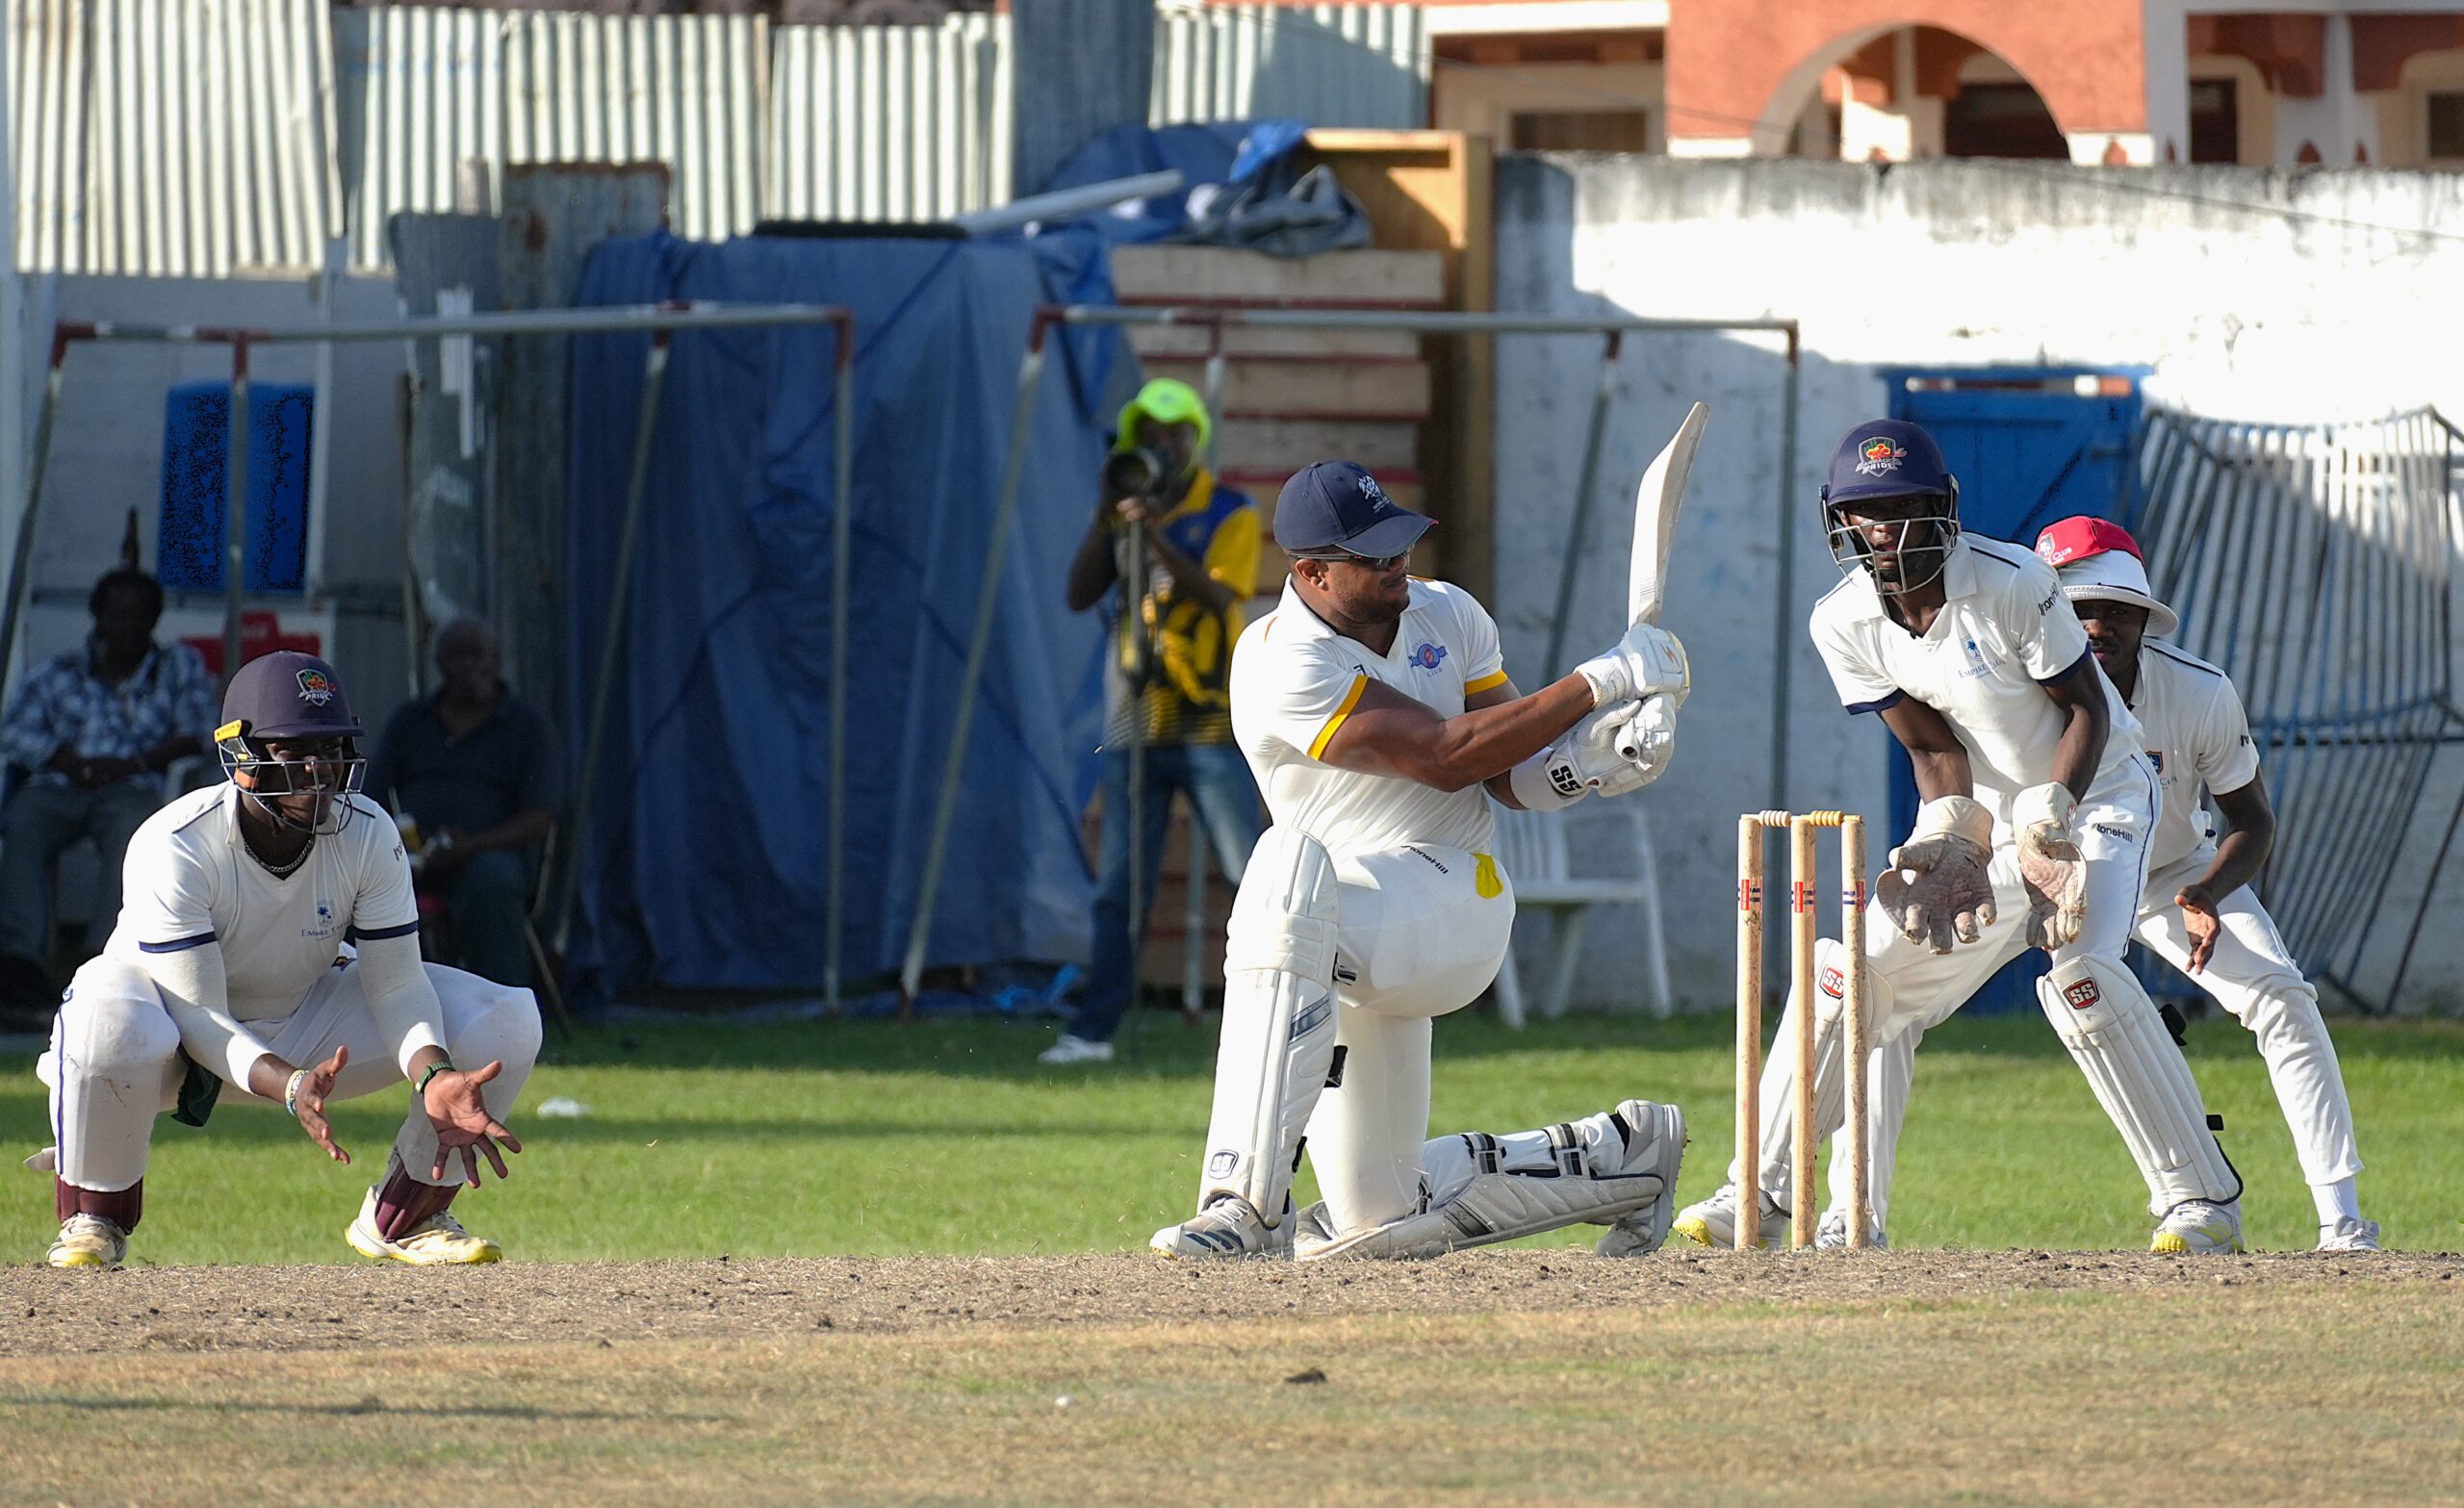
[1273,461,1434,557]
[1823,420,1955,506]
[221,651,365,741]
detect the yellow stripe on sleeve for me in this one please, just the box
[1463,669,1509,695]
[1307,675,1371,760]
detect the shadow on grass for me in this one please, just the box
[3,1393,719,1422]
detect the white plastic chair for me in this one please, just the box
[1489,802,1673,1027]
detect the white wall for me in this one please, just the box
[1492,154,2464,1013]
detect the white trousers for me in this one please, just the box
[38,957,543,1193]
[1743,758,2176,1224]
[1310,842,1515,1237]
[2132,853,2361,1187]
[1780,848,2365,1229]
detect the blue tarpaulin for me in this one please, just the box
[566,229,1136,991]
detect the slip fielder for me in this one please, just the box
[34,652,537,1268]
[1151,460,1689,1261]
[2039,516,2374,1250]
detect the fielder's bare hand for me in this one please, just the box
[421,1061,524,1186]
[294,1044,352,1166]
[2175,883,2221,973]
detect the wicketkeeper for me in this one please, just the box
[32,652,538,1268]
[1673,422,2246,1254]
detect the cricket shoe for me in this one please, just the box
[2150,1198,2246,1255]
[46,1214,127,1270]
[1667,1181,1787,1250]
[346,1189,502,1265]
[1595,1100,1688,1258]
[1150,1195,1293,1259]
[2317,1216,2381,1252]
[1037,1034,1115,1065]
[1815,1208,1888,1251]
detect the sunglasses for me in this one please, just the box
[1291,546,1409,571]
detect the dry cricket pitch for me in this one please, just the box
[3,1248,2459,1505]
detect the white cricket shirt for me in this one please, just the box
[2124,640,2261,871]
[108,785,424,1023]
[1810,534,2146,818]
[1231,577,1509,856]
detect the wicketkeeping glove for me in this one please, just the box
[1876,795,1996,954]
[2012,781,2087,950]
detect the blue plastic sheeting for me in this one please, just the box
[566,229,1136,991]
[158,381,315,594]
[1037,118,1308,243]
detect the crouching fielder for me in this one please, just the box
[33,652,537,1269]
[1152,462,1687,1261]
[2040,517,2374,1251]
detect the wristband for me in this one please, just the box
[413,1061,457,1096]
[283,1067,310,1119]
[1506,749,1585,812]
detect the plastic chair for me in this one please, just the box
[1489,802,1673,1027]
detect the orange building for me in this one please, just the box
[1366,0,2464,166]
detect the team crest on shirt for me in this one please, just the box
[300,901,337,942]
[295,668,336,706]
[1854,436,1907,477]
[2148,749,2166,773]
[1408,642,1449,672]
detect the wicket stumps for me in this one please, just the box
[1735,810,1872,1251]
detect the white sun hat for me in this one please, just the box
[2034,516,2180,639]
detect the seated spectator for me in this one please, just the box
[367,620,563,988]
[0,566,217,1019]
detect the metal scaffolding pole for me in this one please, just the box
[898,302,1801,1017]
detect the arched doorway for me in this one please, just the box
[1764,24,2067,162]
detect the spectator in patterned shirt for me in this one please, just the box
[0,566,218,1010]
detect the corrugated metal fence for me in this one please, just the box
[11,0,1429,274]
[1152,2,1426,133]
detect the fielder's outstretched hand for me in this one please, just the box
[2175,883,2221,973]
[421,1061,525,1187]
[295,1045,352,1165]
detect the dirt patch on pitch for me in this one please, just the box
[4,1247,2455,1356]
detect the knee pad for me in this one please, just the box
[2039,954,2242,1213]
[1197,827,1343,1226]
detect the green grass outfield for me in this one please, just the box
[5,1010,2460,1265]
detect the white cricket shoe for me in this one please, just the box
[2317,1216,2381,1252]
[346,1189,502,1265]
[1815,1208,1888,1251]
[1595,1100,1689,1258]
[1667,1182,1787,1250]
[2150,1198,2246,1255]
[1038,1035,1115,1065]
[46,1214,127,1270]
[1150,1195,1292,1259]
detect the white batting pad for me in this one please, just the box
[2037,953,2242,1214]
[1196,827,1344,1227]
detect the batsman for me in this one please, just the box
[1674,421,2246,1254]
[1152,442,1697,1261]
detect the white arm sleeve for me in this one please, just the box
[353,930,449,1076]
[149,942,277,1086]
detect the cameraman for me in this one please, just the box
[1046,379,1263,1064]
